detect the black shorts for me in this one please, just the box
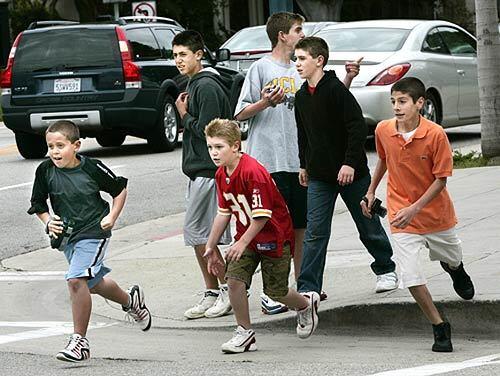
[271,171,307,229]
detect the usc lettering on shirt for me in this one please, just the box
[216,154,294,257]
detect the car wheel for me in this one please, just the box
[239,120,249,140]
[148,94,179,152]
[15,132,47,159]
[421,91,442,124]
[96,132,126,147]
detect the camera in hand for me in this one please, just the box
[50,218,75,250]
[362,197,387,218]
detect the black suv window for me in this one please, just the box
[422,28,449,54]
[126,27,161,61]
[153,28,176,59]
[13,28,121,72]
[437,27,477,56]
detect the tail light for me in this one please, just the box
[0,33,22,94]
[367,63,411,86]
[115,27,141,89]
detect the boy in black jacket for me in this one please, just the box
[173,30,232,319]
[294,37,397,296]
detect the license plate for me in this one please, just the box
[54,78,81,93]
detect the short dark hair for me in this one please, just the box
[46,120,79,143]
[266,12,305,48]
[391,77,426,102]
[295,36,329,67]
[172,30,204,55]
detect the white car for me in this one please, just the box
[314,20,480,130]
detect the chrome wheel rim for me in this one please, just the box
[422,98,437,122]
[163,102,178,142]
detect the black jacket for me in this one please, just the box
[182,70,232,180]
[294,70,369,184]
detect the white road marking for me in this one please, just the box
[369,353,500,375]
[0,271,66,282]
[0,165,126,192]
[0,321,115,345]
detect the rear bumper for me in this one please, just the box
[1,90,159,137]
[350,86,394,132]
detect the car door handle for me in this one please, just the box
[457,69,465,76]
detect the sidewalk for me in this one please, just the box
[3,163,500,336]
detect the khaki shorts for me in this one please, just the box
[225,244,291,299]
[392,227,462,289]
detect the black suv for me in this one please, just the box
[0,17,242,159]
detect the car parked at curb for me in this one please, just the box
[314,19,480,131]
[0,17,242,159]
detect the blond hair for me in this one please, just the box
[205,118,241,146]
[46,120,80,143]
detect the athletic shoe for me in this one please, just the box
[432,321,453,352]
[221,326,257,354]
[260,293,289,315]
[375,271,398,293]
[440,262,475,300]
[56,334,90,362]
[320,291,328,301]
[296,291,320,339]
[205,285,232,318]
[123,285,152,331]
[184,290,219,319]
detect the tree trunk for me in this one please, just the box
[296,0,343,21]
[475,0,500,158]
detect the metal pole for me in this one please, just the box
[114,3,119,20]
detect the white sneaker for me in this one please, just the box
[296,291,320,339]
[205,285,232,318]
[221,326,257,354]
[184,290,218,319]
[375,271,398,293]
[260,293,288,315]
[56,334,90,362]
[123,285,152,331]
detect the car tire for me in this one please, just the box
[422,91,442,124]
[96,132,126,147]
[148,94,179,152]
[15,132,47,159]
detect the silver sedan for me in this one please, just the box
[314,20,480,130]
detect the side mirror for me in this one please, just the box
[215,48,231,62]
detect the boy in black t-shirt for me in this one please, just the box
[28,120,151,363]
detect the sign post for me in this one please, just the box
[103,0,127,20]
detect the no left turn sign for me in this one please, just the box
[132,1,157,17]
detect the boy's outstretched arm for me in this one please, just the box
[225,217,268,262]
[361,158,387,218]
[204,214,232,276]
[391,177,447,229]
[343,57,363,89]
[101,188,127,231]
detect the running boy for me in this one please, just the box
[293,37,397,298]
[234,12,363,314]
[203,118,320,353]
[28,120,151,362]
[361,77,474,352]
[173,30,232,319]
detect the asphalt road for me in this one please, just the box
[0,123,481,261]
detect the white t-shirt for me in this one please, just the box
[234,56,303,174]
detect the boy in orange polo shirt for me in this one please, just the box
[361,77,474,353]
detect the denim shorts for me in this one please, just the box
[63,238,111,289]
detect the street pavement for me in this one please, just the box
[2,149,499,338]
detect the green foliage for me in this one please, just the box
[453,150,490,169]
[10,0,60,37]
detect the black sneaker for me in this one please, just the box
[440,262,475,300]
[432,322,453,352]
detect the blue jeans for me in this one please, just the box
[297,175,395,293]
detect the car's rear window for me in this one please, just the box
[13,28,121,72]
[223,27,270,52]
[317,28,410,52]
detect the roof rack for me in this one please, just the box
[27,20,79,30]
[118,16,182,27]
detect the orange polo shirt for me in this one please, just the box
[375,116,457,234]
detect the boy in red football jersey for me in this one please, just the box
[203,118,320,354]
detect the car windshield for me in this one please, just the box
[223,27,270,52]
[317,27,410,52]
[13,29,121,72]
